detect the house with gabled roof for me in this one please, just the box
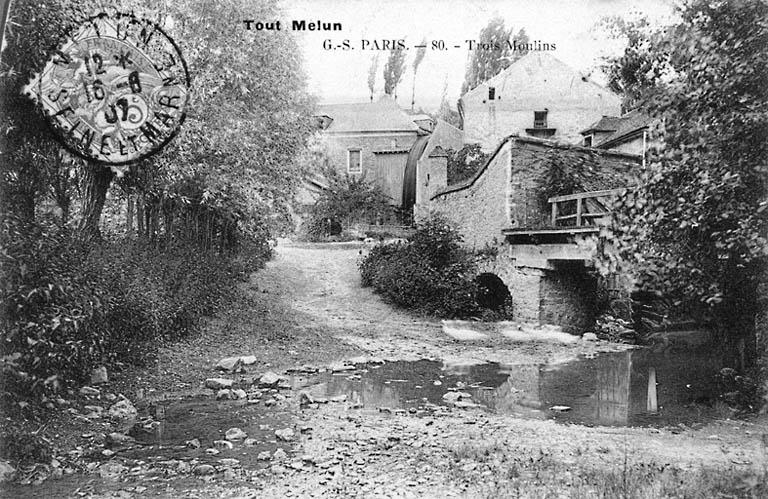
[459,52,621,151]
[580,110,652,155]
[313,95,424,207]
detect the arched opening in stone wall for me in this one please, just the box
[475,272,511,310]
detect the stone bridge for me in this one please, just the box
[424,135,640,334]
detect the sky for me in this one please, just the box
[284,0,676,111]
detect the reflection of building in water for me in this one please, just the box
[472,350,720,426]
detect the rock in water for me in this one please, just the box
[582,332,598,341]
[225,428,247,441]
[90,366,108,385]
[205,378,234,390]
[275,428,295,441]
[108,398,137,421]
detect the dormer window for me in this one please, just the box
[584,135,593,147]
[534,110,548,129]
[488,87,496,100]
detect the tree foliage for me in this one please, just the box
[445,144,489,185]
[367,54,379,100]
[383,47,407,96]
[462,18,528,94]
[601,0,768,341]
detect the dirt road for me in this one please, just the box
[5,242,767,498]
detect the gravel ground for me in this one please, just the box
[4,242,766,498]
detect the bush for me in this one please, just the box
[359,217,482,318]
[0,216,269,404]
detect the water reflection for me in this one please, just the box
[305,349,724,427]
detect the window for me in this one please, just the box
[534,110,548,129]
[347,149,362,174]
[584,135,592,147]
[488,87,496,100]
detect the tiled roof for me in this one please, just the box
[580,116,625,134]
[596,110,651,147]
[314,96,420,133]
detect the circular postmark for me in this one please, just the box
[23,12,190,166]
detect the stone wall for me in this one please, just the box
[540,262,598,333]
[428,141,511,249]
[429,136,641,245]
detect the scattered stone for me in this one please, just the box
[104,393,117,402]
[84,405,104,418]
[289,460,304,470]
[79,386,101,397]
[108,398,137,421]
[264,398,276,407]
[218,458,240,467]
[231,389,247,399]
[205,378,234,390]
[299,392,314,406]
[258,371,283,387]
[275,428,295,442]
[433,380,442,386]
[257,451,272,461]
[0,460,15,483]
[90,366,109,385]
[330,363,355,373]
[101,449,115,457]
[213,440,234,450]
[454,400,480,409]
[193,464,216,476]
[205,448,220,455]
[582,332,598,342]
[442,392,471,403]
[216,389,233,400]
[244,438,258,447]
[273,448,288,460]
[270,464,287,475]
[216,357,242,371]
[106,432,135,446]
[299,425,312,434]
[240,355,257,365]
[97,462,127,480]
[225,428,247,441]
[550,405,571,412]
[185,438,201,449]
[329,394,347,403]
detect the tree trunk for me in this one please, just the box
[137,197,145,239]
[78,164,114,239]
[126,195,134,236]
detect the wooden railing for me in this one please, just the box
[548,188,627,227]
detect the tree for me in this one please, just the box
[602,0,768,360]
[410,38,427,110]
[461,18,528,94]
[383,47,407,97]
[436,77,461,129]
[597,15,663,112]
[445,144,489,185]
[367,54,379,101]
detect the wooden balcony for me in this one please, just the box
[548,188,627,228]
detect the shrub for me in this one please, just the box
[0,216,269,404]
[359,217,482,318]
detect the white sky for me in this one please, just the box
[284,0,676,111]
